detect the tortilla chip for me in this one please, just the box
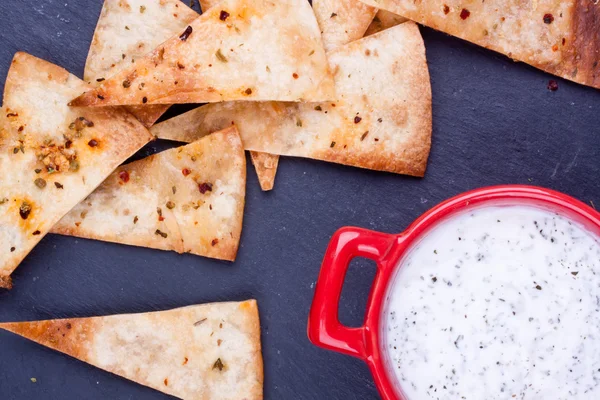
[249,151,278,191]
[85,0,199,127]
[359,0,600,89]
[0,53,153,288]
[365,9,407,36]
[313,0,378,51]
[0,300,263,400]
[152,22,431,177]
[52,126,245,261]
[69,0,335,107]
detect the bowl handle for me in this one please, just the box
[308,227,396,359]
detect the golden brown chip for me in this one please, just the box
[0,300,263,400]
[69,0,335,107]
[0,53,152,288]
[85,0,199,127]
[359,0,600,88]
[52,126,246,261]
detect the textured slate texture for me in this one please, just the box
[0,1,599,399]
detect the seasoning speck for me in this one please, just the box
[548,80,559,91]
[34,178,47,189]
[219,10,230,21]
[543,13,554,24]
[213,358,224,371]
[179,26,193,41]
[460,8,470,19]
[199,182,213,194]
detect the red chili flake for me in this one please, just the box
[292,73,299,79]
[211,238,219,246]
[354,116,362,124]
[460,9,470,20]
[543,13,554,24]
[97,94,105,100]
[219,10,230,21]
[177,62,185,69]
[6,112,18,117]
[562,38,566,45]
[547,80,559,91]
[182,168,191,176]
[245,88,252,95]
[142,97,148,104]
[65,323,72,329]
[443,4,450,14]
[179,26,193,40]
[10,247,15,252]
[88,139,99,147]
[32,230,41,236]
[199,182,213,194]
[54,182,64,189]
[65,140,73,149]
[183,357,188,365]
[164,378,168,386]
[119,170,130,183]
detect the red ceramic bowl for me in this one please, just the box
[307,185,600,400]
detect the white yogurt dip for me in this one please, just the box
[383,205,600,400]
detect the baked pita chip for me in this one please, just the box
[359,0,600,89]
[152,23,431,177]
[313,0,378,51]
[69,0,335,107]
[52,126,245,261]
[0,300,263,400]
[365,9,407,36]
[0,53,152,289]
[249,151,278,191]
[85,0,199,127]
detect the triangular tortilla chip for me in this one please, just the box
[151,22,431,177]
[85,0,199,127]
[364,9,407,36]
[313,0,378,51]
[0,53,152,289]
[249,151,278,191]
[359,0,600,89]
[69,0,335,107]
[51,126,245,261]
[0,300,263,400]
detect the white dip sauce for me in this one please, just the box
[383,205,600,400]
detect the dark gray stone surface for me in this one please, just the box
[0,1,598,399]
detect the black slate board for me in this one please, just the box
[0,1,599,399]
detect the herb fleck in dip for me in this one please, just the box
[383,206,600,399]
